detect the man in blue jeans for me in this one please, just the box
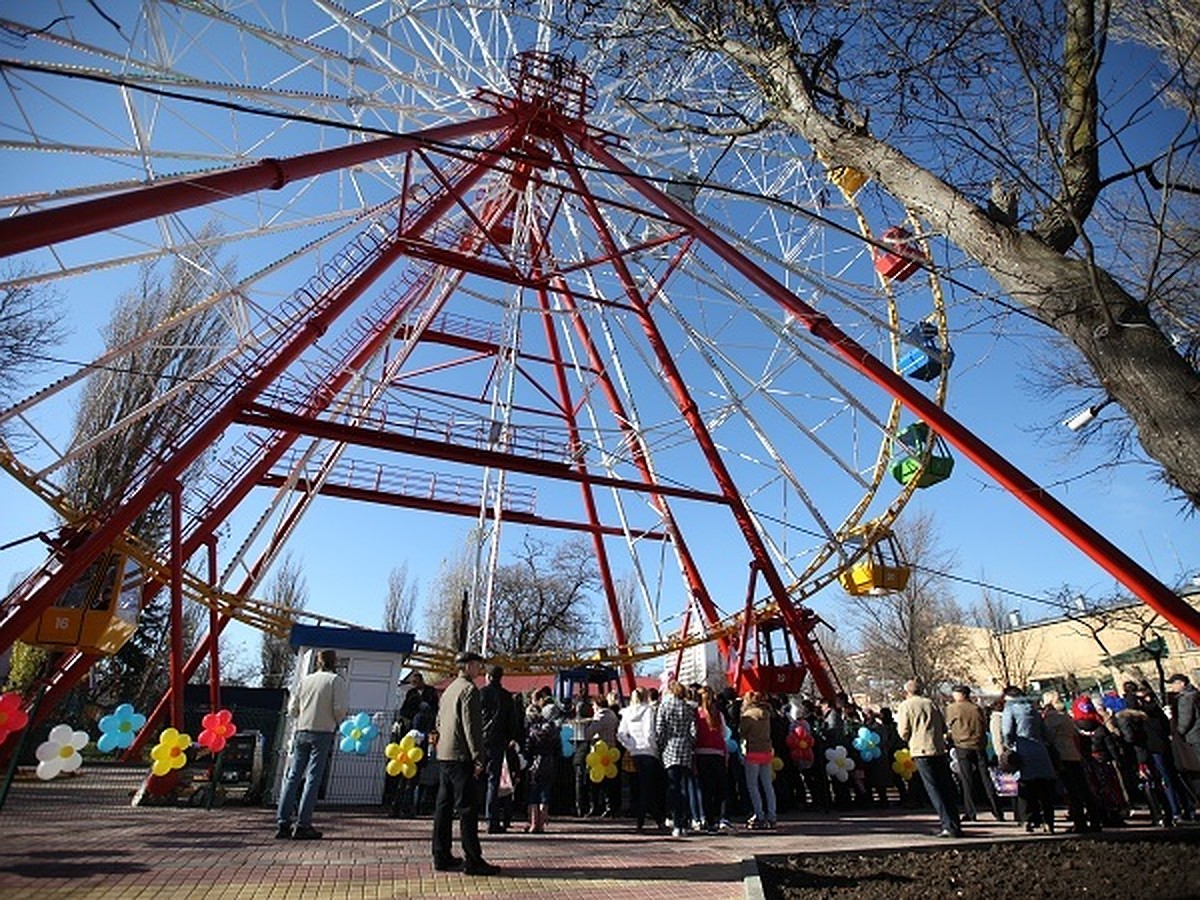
[276,648,348,840]
[897,678,963,838]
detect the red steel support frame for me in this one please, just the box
[206,538,220,713]
[532,274,636,694]
[0,114,518,655]
[7,82,1196,735]
[574,131,1200,648]
[21,133,527,745]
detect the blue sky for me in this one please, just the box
[1,3,1197,673]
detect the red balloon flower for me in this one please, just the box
[0,692,29,743]
[198,709,237,753]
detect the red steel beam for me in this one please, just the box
[169,481,184,729]
[555,133,838,700]
[257,473,668,540]
[0,114,516,258]
[233,403,732,506]
[577,130,1200,648]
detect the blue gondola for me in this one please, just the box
[898,321,954,382]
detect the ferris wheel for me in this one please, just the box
[0,1,957,701]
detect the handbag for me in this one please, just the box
[498,756,514,798]
[998,748,1021,774]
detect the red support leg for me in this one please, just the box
[207,539,220,713]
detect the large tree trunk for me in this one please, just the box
[718,20,1200,506]
[779,108,1200,504]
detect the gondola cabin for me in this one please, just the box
[729,616,807,695]
[873,226,926,282]
[891,422,955,487]
[23,551,142,655]
[828,165,868,198]
[898,321,955,382]
[555,663,624,705]
[837,528,912,596]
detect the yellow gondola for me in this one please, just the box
[828,165,868,198]
[838,527,911,596]
[23,550,142,655]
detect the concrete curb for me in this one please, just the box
[742,856,766,900]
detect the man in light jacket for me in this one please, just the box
[276,648,348,840]
[897,678,963,838]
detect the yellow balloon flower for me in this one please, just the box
[385,732,425,778]
[891,748,917,781]
[149,727,193,777]
[586,739,620,782]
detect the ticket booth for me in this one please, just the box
[273,624,415,805]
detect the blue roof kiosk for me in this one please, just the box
[273,623,416,806]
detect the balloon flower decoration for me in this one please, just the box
[559,723,575,758]
[339,712,378,754]
[35,723,90,780]
[770,755,785,781]
[97,703,146,753]
[0,692,29,744]
[198,709,238,753]
[824,745,856,782]
[892,748,917,781]
[150,728,193,777]
[852,726,882,762]
[385,731,424,779]
[785,722,815,769]
[586,739,620,783]
[724,722,740,757]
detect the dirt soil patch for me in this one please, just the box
[757,830,1200,899]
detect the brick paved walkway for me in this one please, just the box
[0,767,1172,899]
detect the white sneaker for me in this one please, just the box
[671,827,683,838]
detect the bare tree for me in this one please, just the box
[50,241,233,710]
[485,535,600,656]
[259,554,308,690]
[382,563,419,633]
[192,633,257,689]
[847,510,971,690]
[423,532,478,652]
[972,587,1041,690]
[557,0,1200,504]
[613,571,645,652]
[0,270,63,437]
[1052,585,1175,694]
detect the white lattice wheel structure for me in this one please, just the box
[0,2,955,693]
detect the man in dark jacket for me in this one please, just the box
[1167,673,1200,814]
[944,685,1003,821]
[480,664,520,833]
[431,651,500,876]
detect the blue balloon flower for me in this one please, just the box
[852,726,881,761]
[724,721,740,756]
[560,723,575,758]
[97,703,146,753]
[339,712,378,754]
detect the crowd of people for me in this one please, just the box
[369,657,1200,873]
